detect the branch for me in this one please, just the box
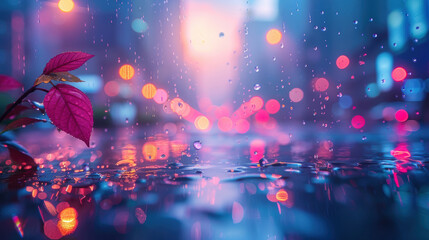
[0,86,41,122]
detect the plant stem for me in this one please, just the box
[0,86,40,122]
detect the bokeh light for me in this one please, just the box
[395,109,408,122]
[153,89,168,104]
[194,116,210,130]
[119,64,135,80]
[235,119,250,134]
[58,0,74,13]
[104,81,120,97]
[141,83,157,99]
[366,83,380,98]
[59,208,77,223]
[276,189,288,202]
[255,110,270,123]
[289,88,304,102]
[265,99,280,114]
[336,55,350,69]
[218,116,233,132]
[339,95,352,109]
[314,78,329,92]
[351,115,365,129]
[266,28,282,45]
[131,19,148,33]
[392,67,407,82]
[142,143,157,161]
[250,96,264,111]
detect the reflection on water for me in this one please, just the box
[1,126,429,239]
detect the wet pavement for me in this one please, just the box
[1,126,429,240]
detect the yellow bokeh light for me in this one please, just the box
[266,29,282,45]
[119,64,135,80]
[141,83,157,99]
[194,116,210,130]
[58,0,74,13]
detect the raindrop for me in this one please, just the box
[193,141,202,150]
[254,66,260,72]
[253,84,261,91]
[259,158,268,167]
[353,20,358,24]
[321,27,327,31]
[362,136,367,141]
[372,33,377,38]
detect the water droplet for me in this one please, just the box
[321,27,327,31]
[353,20,358,25]
[254,66,260,72]
[362,136,367,141]
[219,32,224,37]
[253,84,261,91]
[193,141,202,150]
[372,33,377,38]
[259,158,268,167]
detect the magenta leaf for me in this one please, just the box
[42,52,94,75]
[1,117,46,133]
[0,75,22,91]
[0,135,35,166]
[43,84,93,146]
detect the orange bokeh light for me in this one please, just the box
[142,143,157,161]
[59,207,77,223]
[141,83,157,99]
[58,0,74,13]
[119,64,135,80]
[266,29,282,45]
[276,189,288,202]
[194,116,210,130]
[58,219,78,236]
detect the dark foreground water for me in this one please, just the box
[1,126,429,240]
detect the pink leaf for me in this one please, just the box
[43,84,93,146]
[42,52,94,75]
[2,117,46,133]
[0,75,23,91]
